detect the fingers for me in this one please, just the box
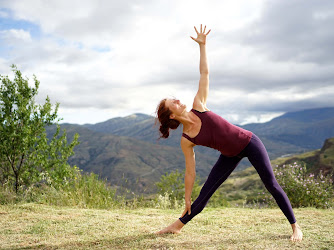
[182,208,191,216]
[194,26,199,35]
[186,203,191,215]
[194,24,211,35]
[181,210,186,217]
[181,208,190,217]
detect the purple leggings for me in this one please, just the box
[179,134,297,225]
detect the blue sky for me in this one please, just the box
[0,0,334,125]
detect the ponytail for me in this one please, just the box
[156,99,181,139]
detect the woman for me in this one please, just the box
[155,25,303,241]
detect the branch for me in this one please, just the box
[17,153,25,172]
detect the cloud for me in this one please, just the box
[238,0,334,64]
[0,29,32,44]
[1,0,155,48]
[0,0,333,125]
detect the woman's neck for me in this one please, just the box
[177,110,198,132]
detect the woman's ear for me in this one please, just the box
[170,114,175,119]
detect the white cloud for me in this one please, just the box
[0,0,333,125]
[0,29,32,42]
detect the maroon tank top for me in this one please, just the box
[182,109,252,157]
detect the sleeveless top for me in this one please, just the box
[182,109,253,157]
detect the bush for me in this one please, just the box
[261,163,334,208]
[0,166,126,209]
[155,170,201,202]
[155,170,231,208]
[154,192,182,209]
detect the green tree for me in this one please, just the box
[0,65,79,193]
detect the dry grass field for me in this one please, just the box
[0,203,333,249]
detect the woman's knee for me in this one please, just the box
[263,180,283,194]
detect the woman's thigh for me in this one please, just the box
[244,134,277,185]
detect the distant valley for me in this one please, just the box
[48,107,334,194]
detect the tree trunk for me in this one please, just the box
[14,171,19,193]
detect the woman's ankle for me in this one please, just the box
[291,222,301,230]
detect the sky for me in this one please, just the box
[0,0,333,125]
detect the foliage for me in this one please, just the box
[154,192,182,209]
[0,65,79,192]
[208,188,231,207]
[155,170,230,208]
[260,163,334,208]
[29,167,121,209]
[0,166,119,208]
[155,169,201,202]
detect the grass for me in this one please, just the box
[0,204,333,249]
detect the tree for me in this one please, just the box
[0,65,79,193]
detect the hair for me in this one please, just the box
[155,98,181,139]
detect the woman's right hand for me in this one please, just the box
[181,199,192,217]
[190,24,211,45]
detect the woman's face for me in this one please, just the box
[165,98,186,118]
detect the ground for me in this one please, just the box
[0,204,333,249]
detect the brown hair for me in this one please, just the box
[155,98,181,139]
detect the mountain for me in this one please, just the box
[46,124,216,194]
[53,107,334,194]
[243,107,334,151]
[82,107,334,159]
[83,113,153,137]
[83,113,182,147]
[275,107,334,123]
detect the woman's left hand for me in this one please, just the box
[190,24,211,45]
[181,199,192,217]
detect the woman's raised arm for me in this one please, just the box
[191,24,211,111]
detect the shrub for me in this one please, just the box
[155,170,231,208]
[155,170,201,202]
[154,192,182,209]
[261,163,334,208]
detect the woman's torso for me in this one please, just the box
[182,109,252,157]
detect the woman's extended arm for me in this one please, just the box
[191,24,211,111]
[181,137,196,216]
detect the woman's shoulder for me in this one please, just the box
[192,103,210,113]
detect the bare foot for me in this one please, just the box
[290,222,303,241]
[155,219,184,235]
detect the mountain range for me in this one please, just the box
[48,107,334,194]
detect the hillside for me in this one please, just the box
[218,137,334,204]
[82,107,334,159]
[47,125,216,194]
[272,137,334,176]
[53,107,334,194]
[83,113,183,147]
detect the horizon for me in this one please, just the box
[59,106,334,126]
